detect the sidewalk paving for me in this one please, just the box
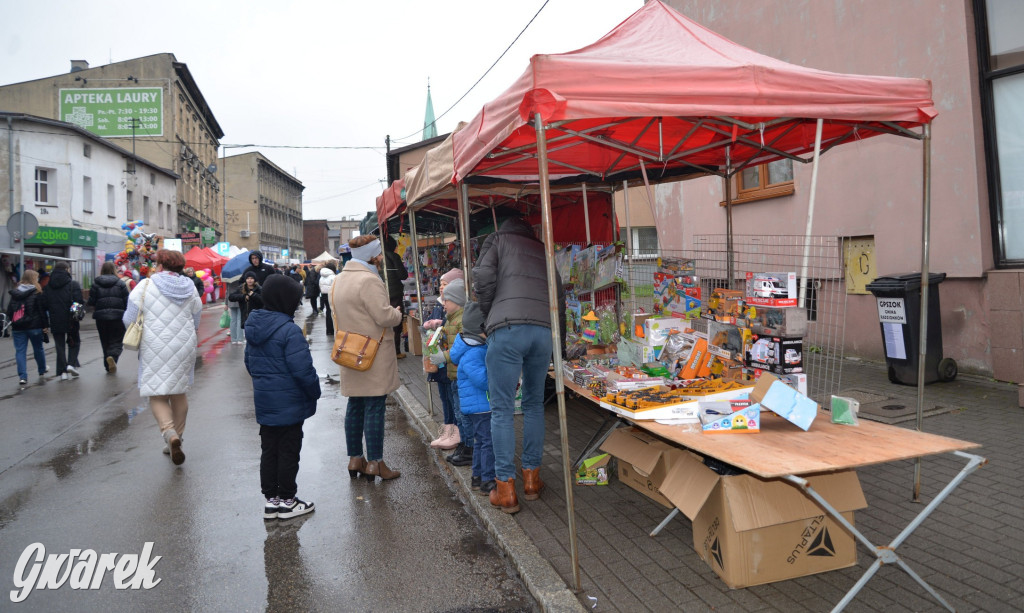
[394,353,1024,612]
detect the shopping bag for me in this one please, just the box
[219,310,231,328]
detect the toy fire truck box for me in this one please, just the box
[750,305,808,337]
[658,452,866,587]
[745,336,803,374]
[745,272,797,307]
[703,288,746,320]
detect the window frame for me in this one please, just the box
[719,159,795,206]
[82,176,93,213]
[34,167,55,206]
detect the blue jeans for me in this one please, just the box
[437,377,457,425]
[452,385,468,445]
[463,412,494,481]
[13,329,46,380]
[229,306,243,340]
[486,324,552,481]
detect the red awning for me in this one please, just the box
[375,179,405,223]
[453,0,937,184]
[184,246,222,272]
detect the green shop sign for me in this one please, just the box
[27,226,97,248]
[59,87,164,138]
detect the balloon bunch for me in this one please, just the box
[194,268,215,296]
[114,220,161,282]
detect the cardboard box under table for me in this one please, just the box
[632,413,983,609]
[599,428,683,508]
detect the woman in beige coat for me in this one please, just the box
[332,234,404,481]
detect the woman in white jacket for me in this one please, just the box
[319,261,337,336]
[123,249,203,465]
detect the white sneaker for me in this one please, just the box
[60,373,69,381]
[66,366,79,378]
[277,498,314,520]
[264,497,281,520]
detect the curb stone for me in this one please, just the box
[393,384,586,613]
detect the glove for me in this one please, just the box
[428,350,446,366]
[423,319,443,330]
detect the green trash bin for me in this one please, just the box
[865,272,957,385]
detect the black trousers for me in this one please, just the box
[308,294,320,313]
[260,423,304,501]
[390,296,404,354]
[96,319,126,366]
[322,293,334,335]
[53,327,81,374]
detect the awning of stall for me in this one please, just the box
[375,179,406,224]
[310,251,338,264]
[452,0,936,185]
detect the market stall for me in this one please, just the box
[437,0,946,602]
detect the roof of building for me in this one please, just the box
[0,111,179,180]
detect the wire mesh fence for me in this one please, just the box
[621,234,848,403]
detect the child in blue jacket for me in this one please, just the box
[449,302,495,494]
[244,275,321,520]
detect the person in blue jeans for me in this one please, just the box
[6,269,50,386]
[450,302,495,495]
[473,217,564,514]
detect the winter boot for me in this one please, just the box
[364,460,401,482]
[522,467,545,501]
[489,478,519,514]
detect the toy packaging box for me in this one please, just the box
[746,335,803,374]
[745,272,797,307]
[575,453,611,485]
[654,273,701,319]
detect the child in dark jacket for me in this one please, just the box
[449,302,495,494]
[244,275,321,520]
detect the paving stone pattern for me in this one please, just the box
[398,357,1023,612]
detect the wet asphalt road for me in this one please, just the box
[0,305,535,612]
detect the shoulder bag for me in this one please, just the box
[328,273,385,371]
[123,279,149,351]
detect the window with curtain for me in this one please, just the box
[722,159,795,205]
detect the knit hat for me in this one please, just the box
[462,302,486,342]
[261,274,303,315]
[442,278,467,308]
[440,268,464,284]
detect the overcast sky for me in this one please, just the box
[0,0,642,221]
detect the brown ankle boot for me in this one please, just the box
[489,478,519,514]
[347,456,366,479]
[522,467,545,501]
[365,460,401,481]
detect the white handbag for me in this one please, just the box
[122,280,149,351]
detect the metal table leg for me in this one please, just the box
[650,508,680,537]
[572,417,625,470]
[784,451,986,613]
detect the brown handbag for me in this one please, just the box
[331,329,386,370]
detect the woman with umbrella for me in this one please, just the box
[229,272,263,344]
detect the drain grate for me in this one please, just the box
[881,405,906,411]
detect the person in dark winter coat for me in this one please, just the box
[6,269,49,385]
[244,251,277,286]
[244,274,321,520]
[472,216,565,514]
[450,302,495,495]
[383,235,408,357]
[43,262,85,380]
[229,272,263,342]
[184,267,204,297]
[87,261,130,373]
[304,265,321,314]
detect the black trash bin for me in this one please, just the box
[865,272,957,385]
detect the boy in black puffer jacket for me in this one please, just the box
[244,275,321,520]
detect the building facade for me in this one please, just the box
[303,219,329,259]
[636,0,1022,390]
[0,53,224,240]
[327,218,363,255]
[0,112,177,298]
[222,151,304,263]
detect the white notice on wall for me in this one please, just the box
[883,322,907,360]
[876,297,907,324]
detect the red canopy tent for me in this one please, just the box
[446,0,939,596]
[183,246,222,272]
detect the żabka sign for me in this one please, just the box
[59,88,163,138]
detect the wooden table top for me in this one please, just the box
[554,375,981,479]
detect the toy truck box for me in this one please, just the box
[745,272,797,307]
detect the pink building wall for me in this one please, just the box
[655,0,999,376]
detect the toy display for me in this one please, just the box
[582,310,599,342]
[113,220,160,285]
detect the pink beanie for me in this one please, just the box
[440,268,464,283]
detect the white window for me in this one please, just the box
[629,226,659,259]
[83,176,93,213]
[34,168,53,205]
[107,184,115,217]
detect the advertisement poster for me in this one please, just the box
[60,87,164,138]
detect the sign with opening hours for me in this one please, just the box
[59,88,164,138]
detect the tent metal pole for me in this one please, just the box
[457,183,473,299]
[378,221,391,299]
[408,209,433,419]
[491,206,498,234]
[623,180,633,270]
[914,124,932,502]
[533,112,581,593]
[725,147,734,289]
[582,183,591,245]
[799,118,824,309]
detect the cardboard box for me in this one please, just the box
[600,428,684,508]
[746,336,803,374]
[750,372,818,430]
[750,305,808,337]
[408,315,423,356]
[645,317,686,344]
[617,337,663,367]
[699,403,761,433]
[575,453,611,485]
[659,451,867,587]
